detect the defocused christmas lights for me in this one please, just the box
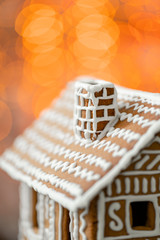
[0,0,160,146]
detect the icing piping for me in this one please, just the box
[69,212,73,240]
[106,127,140,143]
[24,129,112,171]
[134,177,139,194]
[74,78,119,141]
[147,155,160,170]
[119,102,160,116]
[115,178,121,194]
[134,155,150,169]
[3,150,83,197]
[37,194,44,234]
[79,207,89,240]
[142,178,148,194]
[100,194,160,240]
[108,202,124,231]
[97,192,105,240]
[120,112,156,128]
[14,136,101,182]
[73,211,79,240]
[125,177,130,194]
[34,115,127,158]
[48,200,55,240]
[151,177,156,193]
[1,81,160,213]
[58,204,62,240]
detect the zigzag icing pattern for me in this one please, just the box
[31,123,112,171]
[118,92,160,106]
[79,207,89,240]
[2,150,83,197]
[24,129,112,172]
[39,109,130,153]
[14,136,101,181]
[1,81,160,211]
[120,112,156,128]
[119,102,160,116]
[106,127,140,143]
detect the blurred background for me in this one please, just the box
[0,0,160,239]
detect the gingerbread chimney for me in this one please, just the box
[74,77,119,141]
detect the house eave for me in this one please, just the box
[1,120,160,212]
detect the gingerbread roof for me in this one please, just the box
[0,80,160,211]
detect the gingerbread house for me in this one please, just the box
[1,76,160,240]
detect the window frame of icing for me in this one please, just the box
[32,188,39,231]
[19,183,32,238]
[44,195,50,239]
[97,192,160,240]
[126,196,159,237]
[27,190,43,239]
[19,184,46,239]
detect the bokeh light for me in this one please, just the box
[1,0,160,150]
[0,1,160,239]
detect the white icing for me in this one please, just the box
[19,184,45,240]
[134,155,150,169]
[108,202,124,231]
[151,177,156,193]
[73,212,79,240]
[107,184,112,196]
[79,207,89,240]
[24,128,112,172]
[119,102,160,116]
[3,150,83,197]
[142,178,148,194]
[120,112,156,128]
[115,178,121,194]
[134,177,139,194]
[142,150,160,155]
[97,192,105,240]
[117,87,160,106]
[1,80,160,213]
[37,194,44,234]
[125,177,130,194]
[41,109,73,131]
[15,135,100,182]
[106,127,140,143]
[125,195,159,239]
[147,155,160,170]
[48,200,55,240]
[44,195,49,221]
[69,212,73,240]
[58,204,62,240]
[102,194,160,240]
[84,139,127,157]
[74,77,119,141]
[121,170,160,176]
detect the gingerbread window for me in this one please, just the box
[130,201,155,231]
[32,189,38,229]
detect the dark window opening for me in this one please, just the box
[32,189,38,229]
[130,201,155,230]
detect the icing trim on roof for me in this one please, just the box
[1,119,160,211]
[73,120,160,210]
[0,82,160,211]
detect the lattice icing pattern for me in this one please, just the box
[74,77,119,141]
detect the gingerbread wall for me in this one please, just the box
[18,134,160,240]
[96,134,160,240]
[19,183,71,240]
